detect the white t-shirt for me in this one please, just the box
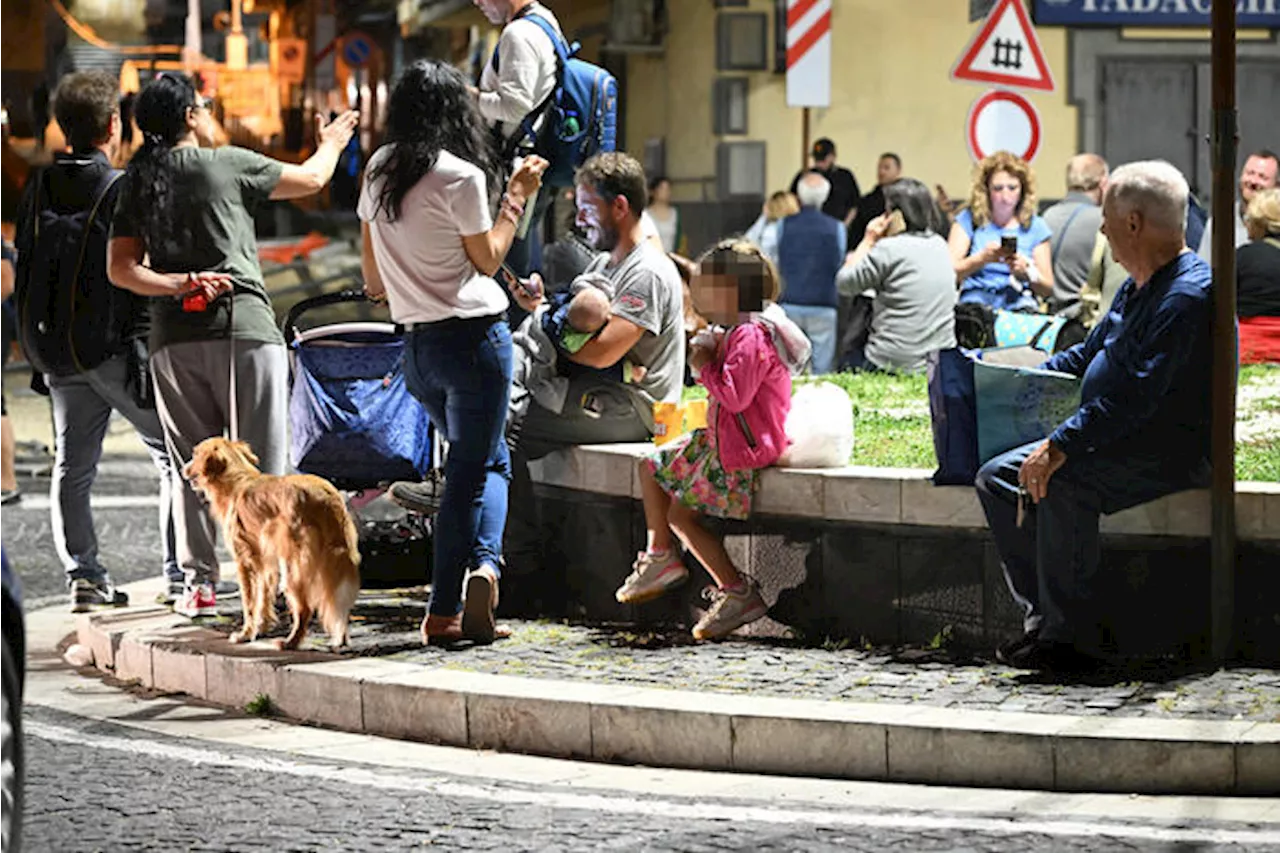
[478,3,562,143]
[640,210,661,241]
[648,206,679,253]
[357,147,508,323]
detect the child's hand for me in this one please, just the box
[689,342,714,373]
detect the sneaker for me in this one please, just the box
[157,580,185,606]
[692,579,768,641]
[70,578,129,613]
[175,583,217,618]
[213,579,240,598]
[387,479,445,515]
[615,550,688,604]
[1,488,20,506]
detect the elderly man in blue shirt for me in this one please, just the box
[975,160,1219,672]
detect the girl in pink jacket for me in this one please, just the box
[615,240,810,641]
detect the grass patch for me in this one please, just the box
[244,693,275,717]
[682,363,1279,481]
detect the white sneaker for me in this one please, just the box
[615,550,688,604]
[692,579,768,641]
[175,583,217,618]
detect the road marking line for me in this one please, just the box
[25,720,1280,845]
[10,495,160,511]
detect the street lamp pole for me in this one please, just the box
[1208,0,1238,663]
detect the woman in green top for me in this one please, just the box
[108,73,358,618]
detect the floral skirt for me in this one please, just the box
[644,428,756,520]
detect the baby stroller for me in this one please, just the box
[283,291,442,589]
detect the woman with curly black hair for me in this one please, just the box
[107,72,357,618]
[359,60,546,645]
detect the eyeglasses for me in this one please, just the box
[194,96,214,111]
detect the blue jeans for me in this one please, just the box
[47,353,179,586]
[975,440,1208,649]
[780,303,838,374]
[404,316,513,617]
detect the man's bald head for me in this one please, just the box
[1066,154,1109,196]
[796,171,832,209]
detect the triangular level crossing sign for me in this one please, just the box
[951,0,1055,93]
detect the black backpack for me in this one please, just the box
[15,165,129,377]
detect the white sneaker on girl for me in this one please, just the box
[692,579,768,641]
[615,550,688,604]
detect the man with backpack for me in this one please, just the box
[472,0,617,279]
[13,71,180,612]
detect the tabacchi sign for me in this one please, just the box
[1034,0,1280,27]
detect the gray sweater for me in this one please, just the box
[836,231,957,372]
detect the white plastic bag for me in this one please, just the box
[777,381,854,468]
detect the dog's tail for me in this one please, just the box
[320,572,360,649]
[341,508,361,569]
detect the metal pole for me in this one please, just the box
[1209,0,1237,663]
[802,107,811,171]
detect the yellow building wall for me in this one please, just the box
[625,0,1080,202]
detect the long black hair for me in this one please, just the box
[884,177,949,236]
[124,73,199,253]
[368,60,501,221]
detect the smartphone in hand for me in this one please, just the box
[499,264,542,300]
[1000,235,1018,258]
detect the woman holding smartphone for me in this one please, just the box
[948,151,1054,312]
[837,178,957,371]
[358,60,547,645]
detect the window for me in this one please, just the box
[713,77,749,135]
[716,13,768,71]
[643,137,666,179]
[717,141,767,200]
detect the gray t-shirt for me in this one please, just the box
[836,231,957,372]
[584,240,685,419]
[1042,193,1103,316]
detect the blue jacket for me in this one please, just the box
[777,208,846,309]
[1044,251,1217,473]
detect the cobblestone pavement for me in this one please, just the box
[22,706,1268,853]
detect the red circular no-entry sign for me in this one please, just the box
[966,89,1041,163]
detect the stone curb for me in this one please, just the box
[528,444,1280,540]
[76,609,1280,797]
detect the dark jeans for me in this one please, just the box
[975,440,1208,649]
[404,316,513,617]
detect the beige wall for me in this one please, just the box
[625,0,1081,202]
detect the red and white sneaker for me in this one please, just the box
[615,550,688,604]
[175,582,217,618]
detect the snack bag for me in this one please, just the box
[652,400,709,446]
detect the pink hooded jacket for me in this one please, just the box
[698,313,804,472]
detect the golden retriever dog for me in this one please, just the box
[184,437,361,651]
